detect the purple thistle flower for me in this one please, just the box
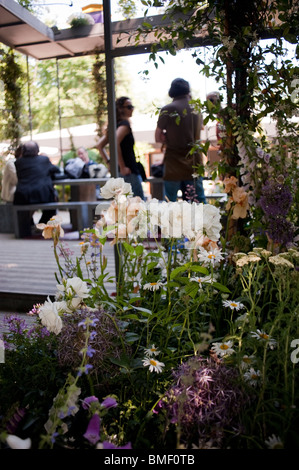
[101,397,118,409]
[82,396,99,410]
[83,413,101,445]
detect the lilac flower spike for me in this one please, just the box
[101,397,118,409]
[83,413,101,445]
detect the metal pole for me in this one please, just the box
[103,0,118,178]
[56,58,63,165]
[103,0,121,283]
[26,56,33,139]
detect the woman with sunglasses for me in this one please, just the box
[98,96,145,200]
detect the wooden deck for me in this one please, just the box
[0,230,116,315]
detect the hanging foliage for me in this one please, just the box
[0,48,25,151]
[92,52,107,137]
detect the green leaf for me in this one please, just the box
[170,266,187,279]
[122,241,135,254]
[212,282,231,293]
[125,332,140,343]
[135,244,144,256]
[76,259,83,279]
[189,265,209,275]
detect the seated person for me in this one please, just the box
[14,140,60,236]
[77,146,95,178]
[1,144,23,203]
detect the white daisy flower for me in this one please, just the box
[250,329,277,349]
[142,357,165,373]
[198,247,224,266]
[189,275,212,288]
[210,340,235,357]
[244,367,261,387]
[222,299,245,310]
[240,354,256,369]
[143,281,163,291]
[265,434,283,449]
[144,345,160,356]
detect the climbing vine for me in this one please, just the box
[92,52,107,138]
[0,48,25,151]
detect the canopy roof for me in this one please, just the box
[0,0,212,60]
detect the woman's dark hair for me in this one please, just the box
[116,96,130,121]
[22,141,40,157]
[168,78,190,98]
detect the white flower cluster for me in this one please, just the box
[38,277,90,335]
[142,344,165,373]
[97,178,222,243]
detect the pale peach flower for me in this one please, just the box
[223,176,238,193]
[36,215,64,239]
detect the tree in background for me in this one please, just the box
[135,0,298,247]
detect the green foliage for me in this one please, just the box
[0,48,25,149]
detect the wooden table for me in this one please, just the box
[54,177,110,202]
[53,177,110,230]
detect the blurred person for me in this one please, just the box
[14,140,60,235]
[76,146,96,178]
[97,97,145,200]
[1,144,23,203]
[155,78,206,203]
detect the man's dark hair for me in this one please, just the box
[168,78,190,98]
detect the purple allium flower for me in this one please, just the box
[158,356,249,446]
[259,180,292,217]
[266,217,296,245]
[102,441,132,449]
[82,396,99,410]
[101,397,118,409]
[83,414,101,445]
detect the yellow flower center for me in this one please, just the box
[150,359,157,366]
[251,374,258,380]
[220,344,229,350]
[243,357,251,363]
[259,333,269,340]
[231,302,238,307]
[150,282,157,286]
[208,254,216,259]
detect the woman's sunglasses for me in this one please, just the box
[123,105,134,110]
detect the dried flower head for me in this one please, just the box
[156,356,248,446]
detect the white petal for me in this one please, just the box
[6,435,31,449]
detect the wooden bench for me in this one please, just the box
[12,201,111,238]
